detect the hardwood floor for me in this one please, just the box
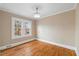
[0,40,76,56]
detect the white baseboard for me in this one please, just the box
[37,39,76,50]
[0,39,35,50]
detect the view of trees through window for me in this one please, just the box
[12,17,32,39]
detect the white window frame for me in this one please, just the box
[11,17,32,40]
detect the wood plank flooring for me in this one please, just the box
[0,40,76,56]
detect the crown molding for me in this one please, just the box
[39,4,77,19]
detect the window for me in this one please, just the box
[11,17,32,39]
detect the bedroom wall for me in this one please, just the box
[75,4,79,55]
[0,10,11,46]
[37,10,75,47]
[0,10,37,46]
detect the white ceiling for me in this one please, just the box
[0,3,76,19]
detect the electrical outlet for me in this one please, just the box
[6,45,11,48]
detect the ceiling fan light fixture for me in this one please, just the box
[34,13,40,18]
[33,7,40,18]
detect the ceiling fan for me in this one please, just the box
[34,7,40,18]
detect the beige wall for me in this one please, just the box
[0,10,37,46]
[75,4,79,55]
[0,10,11,46]
[32,20,37,36]
[37,10,75,47]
